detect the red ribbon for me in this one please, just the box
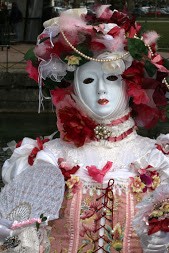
[92,179,115,253]
[28,137,49,166]
[16,140,23,148]
[109,126,135,142]
[107,111,131,126]
[156,144,169,155]
[148,218,169,235]
[87,161,113,183]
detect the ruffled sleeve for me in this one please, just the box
[130,136,169,183]
[2,136,59,184]
[2,137,38,184]
[148,134,169,181]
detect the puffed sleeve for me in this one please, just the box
[133,184,169,253]
[2,136,59,184]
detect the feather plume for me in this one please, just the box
[143,31,160,45]
[59,11,88,33]
[95,5,113,19]
[95,29,125,52]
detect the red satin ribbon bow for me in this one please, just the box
[148,218,169,235]
[87,161,113,183]
[28,137,49,166]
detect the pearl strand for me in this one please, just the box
[61,30,129,62]
[162,77,169,90]
[134,35,154,57]
[147,44,154,57]
[153,198,169,209]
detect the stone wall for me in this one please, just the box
[0,72,52,112]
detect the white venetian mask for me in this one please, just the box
[74,60,129,119]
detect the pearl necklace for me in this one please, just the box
[61,30,129,62]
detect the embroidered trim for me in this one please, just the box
[68,185,82,253]
[123,190,132,253]
[82,180,129,196]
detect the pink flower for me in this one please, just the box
[151,54,169,73]
[51,86,73,106]
[26,60,39,83]
[127,83,150,105]
[34,43,51,61]
[95,5,113,20]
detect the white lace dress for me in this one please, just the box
[1,114,169,252]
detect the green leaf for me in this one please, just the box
[24,47,37,64]
[105,244,111,253]
[144,60,157,77]
[40,214,44,219]
[128,38,148,60]
[64,71,74,81]
[42,217,47,222]
[43,78,58,90]
[163,59,169,70]
[36,222,40,231]
[105,225,113,241]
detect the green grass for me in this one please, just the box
[137,20,169,49]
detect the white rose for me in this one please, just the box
[97,52,133,75]
[43,17,60,28]
[43,8,87,28]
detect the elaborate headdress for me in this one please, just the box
[25,5,169,133]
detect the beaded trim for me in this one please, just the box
[134,35,154,57]
[61,30,129,62]
[162,77,169,90]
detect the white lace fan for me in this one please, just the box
[0,161,65,223]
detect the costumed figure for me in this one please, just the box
[1,5,169,253]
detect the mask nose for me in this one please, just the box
[97,78,107,95]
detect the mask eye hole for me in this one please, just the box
[83,78,94,84]
[106,75,118,81]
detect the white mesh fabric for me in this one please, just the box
[0,161,65,221]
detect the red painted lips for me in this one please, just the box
[98,99,109,105]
